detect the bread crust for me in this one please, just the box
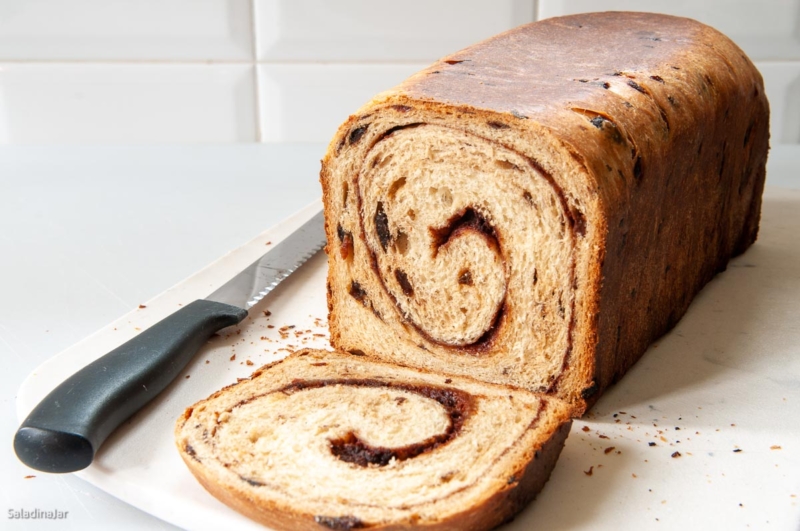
[175,349,572,531]
[320,12,769,413]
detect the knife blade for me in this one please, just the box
[14,209,326,474]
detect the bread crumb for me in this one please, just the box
[770,445,781,450]
[185,375,190,379]
[582,426,590,432]
[671,452,681,458]
[138,304,146,309]
[604,447,616,454]
[631,473,637,478]
[246,360,254,366]
[584,466,594,476]
[24,475,35,479]
[230,354,236,361]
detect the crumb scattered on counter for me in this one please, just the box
[584,466,594,476]
[24,475,35,479]
[246,360,254,366]
[230,354,236,361]
[138,304,146,309]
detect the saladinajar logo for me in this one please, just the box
[8,508,69,520]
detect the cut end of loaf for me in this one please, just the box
[322,103,594,410]
[175,349,572,531]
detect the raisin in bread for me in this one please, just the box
[321,12,769,414]
[175,349,572,531]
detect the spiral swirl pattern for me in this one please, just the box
[176,351,570,530]
[328,118,578,392]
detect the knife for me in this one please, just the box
[14,209,326,474]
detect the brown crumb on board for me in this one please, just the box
[604,447,616,454]
[185,375,190,379]
[584,466,594,476]
[230,354,236,361]
[24,475,35,479]
[138,304,146,309]
[581,426,590,432]
[672,451,681,458]
[771,445,782,450]
[246,360,254,366]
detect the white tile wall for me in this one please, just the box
[758,62,800,144]
[254,0,534,61]
[0,0,797,144]
[0,65,256,143]
[258,64,426,143]
[0,0,253,61]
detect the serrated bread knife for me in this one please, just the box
[14,209,326,474]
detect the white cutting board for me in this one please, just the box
[17,192,800,530]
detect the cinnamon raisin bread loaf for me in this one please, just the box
[321,12,769,413]
[176,349,572,531]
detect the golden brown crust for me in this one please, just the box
[320,12,769,414]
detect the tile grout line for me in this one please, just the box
[0,58,797,66]
[0,58,488,66]
[250,0,262,143]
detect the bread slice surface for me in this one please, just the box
[176,349,572,531]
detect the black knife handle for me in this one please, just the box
[14,299,247,473]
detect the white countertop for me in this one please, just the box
[2,144,798,530]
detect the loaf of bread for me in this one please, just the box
[175,349,572,531]
[321,12,769,413]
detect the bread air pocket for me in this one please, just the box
[175,350,572,531]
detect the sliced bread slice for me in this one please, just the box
[175,349,572,531]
